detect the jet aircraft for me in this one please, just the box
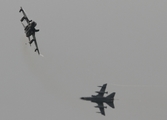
[80,83,115,116]
[19,7,40,55]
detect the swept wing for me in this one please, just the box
[19,7,32,25]
[30,33,40,55]
[96,84,107,97]
[97,102,105,116]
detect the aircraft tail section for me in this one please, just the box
[106,92,115,99]
[106,101,115,108]
[106,92,115,108]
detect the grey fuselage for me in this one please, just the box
[81,96,114,103]
[24,21,37,37]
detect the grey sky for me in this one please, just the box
[0,0,167,120]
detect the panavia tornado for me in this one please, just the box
[19,7,41,55]
[80,83,115,116]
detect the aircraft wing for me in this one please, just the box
[32,33,40,55]
[97,84,107,97]
[19,7,31,25]
[97,102,105,116]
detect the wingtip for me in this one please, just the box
[96,112,105,116]
[19,7,23,12]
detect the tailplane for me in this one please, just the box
[106,101,115,108]
[106,92,116,108]
[106,92,115,99]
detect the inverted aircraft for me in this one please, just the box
[19,7,40,55]
[81,83,115,116]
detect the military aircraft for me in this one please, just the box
[19,7,41,55]
[80,83,115,116]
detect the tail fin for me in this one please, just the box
[106,92,116,108]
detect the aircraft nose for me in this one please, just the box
[80,97,85,100]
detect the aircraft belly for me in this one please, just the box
[91,98,105,103]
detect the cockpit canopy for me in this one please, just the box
[31,21,37,27]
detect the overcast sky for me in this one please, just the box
[0,0,167,120]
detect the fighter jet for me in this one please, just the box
[80,83,115,116]
[19,7,40,55]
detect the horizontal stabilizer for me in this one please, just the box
[106,92,115,108]
[106,101,115,108]
[107,92,115,99]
